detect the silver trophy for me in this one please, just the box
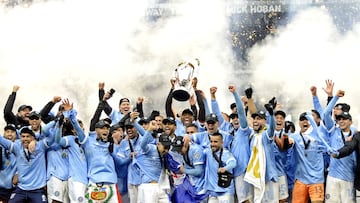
[172,58,200,101]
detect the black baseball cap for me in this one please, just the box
[29,111,41,120]
[334,103,350,113]
[251,110,266,120]
[119,98,130,105]
[159,133,172,147]
[110,123,123,134]
[95,120,111,129]
[20,127,35,137]
[124,119,134,129]
[4,124,16,131]
[274,110,286,118]
[205,113,218,123]
[162,117,176,125]
[172,136,184,152]
[336,112,352,121]
[18,105,32,112]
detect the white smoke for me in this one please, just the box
[248,6,360,126]
[0,0,238,127]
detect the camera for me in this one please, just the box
[109,88,115,97]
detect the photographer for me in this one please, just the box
[204,132,236,203]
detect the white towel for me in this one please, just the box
[244,133,266,203]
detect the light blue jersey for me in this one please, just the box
[0,136,52,190]
[0,146,16,189]
[80,135,117,184]
[57,133,88,185]
[273,130,287,177]
[322,96,357,181]
[123,135,143,186]
[112,142,131,194]
[136,131,162,183]
[289,114,325,184]
[204,147,236,196]
[65,109,117,184]
[183,143,205,192]
[249,114,278,183]
[109,110,125,125]
[46,143,69,181]
[230,91,251,177]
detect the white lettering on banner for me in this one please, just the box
[145,7,178,16]
[145,4,283,17]
[249,5,282,13]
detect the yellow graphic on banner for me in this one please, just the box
[246,146,260,178]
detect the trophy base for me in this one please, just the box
[173,87,190,102]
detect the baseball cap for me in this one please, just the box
[205,113,218,123]
[119,98,130,105]
[158,133,172,147]
[4,124,16,131]
[251,110,266,120]
[182,108,194,116]
[20,127,35,137]
[334,103,350,113]
[162,117,176,125]
[336,112,352,121]
[29,111,41,120]
[172,136,184,152]
[124,119,134,129]
[18,105,32,112]
[110,123,123,134]
[95,120,111,129]
[274,110,286,118]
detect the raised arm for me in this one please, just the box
[322,90,344,130]
[264,100,275,139]
[136,97,144,118]
[322,79,334,106]
[310,86,324,116]
[141,121,158,153]
[3,86,19,125]
[229,85,248,129]
[62,99,86,142]
[210,87,225,126]
[165,79,176,118]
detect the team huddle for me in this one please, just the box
[0,79,359,203]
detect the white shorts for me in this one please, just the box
[325,175,355,203]
[137,183,169,203]
[234,174,253,202]
[128,184,139,203]
[208,193,234,203]
[278,175,289,200]
[254,180,279,203]
[86,182,121,203]
[47,175,69,203]
[68,178,87,203]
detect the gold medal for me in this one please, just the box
[61,151,67,158]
